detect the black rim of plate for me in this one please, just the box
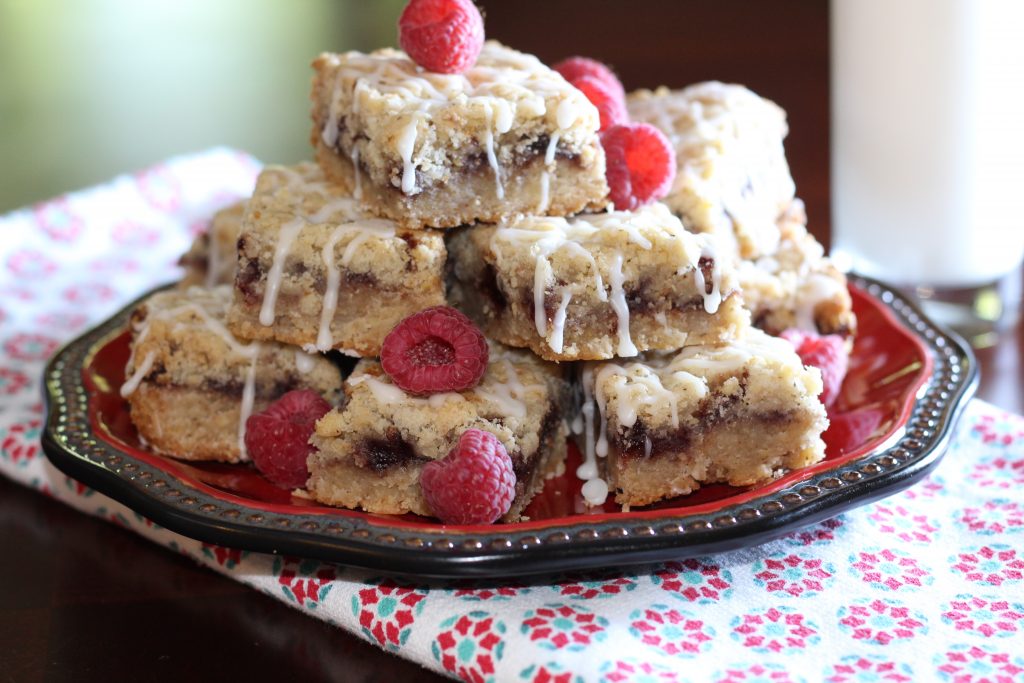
[41,275,978,578]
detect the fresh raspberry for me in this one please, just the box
[780,329,850,407]
[244,389,332,489]
[420,429,516,524]
[398,0,484,74]
[572,74,628,131]
[552,56,626,101]
[600,123,676,210]
[381,306,488,395]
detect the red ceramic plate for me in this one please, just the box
[43,276,976,577]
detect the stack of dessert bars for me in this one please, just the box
[122,39,850,520]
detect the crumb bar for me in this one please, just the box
[448,202,749,362]
[738,200,856,337]
[581,327,828,507]
[226,163,446,357]
[121,285,343,463]
[627,82,796,260]
[308,344,567,521]
[180,200,246,288]
[311,41,608,229]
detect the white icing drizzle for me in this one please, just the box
[121,288,263,461]
[576,367,609,506]
[474,360,530,420]
[691,236,723,314]
[484,109,504,199]
[350,146,362,199]
[317,42,600,197]
[491,204,703,353]
[396,114,420,194]
[548,288,572,355]
[119,351,155,398]
[259,217,304,326]
[294,349,317,374]
[536,131,560,213]
[795,272,844,331]
[316,218,396,351]
[237,348,260,460]
[349,374,465,408]
[581,478,609,507]
[608,253,638,357]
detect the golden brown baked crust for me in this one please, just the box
[308,344,568,521]
[310,41,609,229]
[582,327,828,507]
[448,203,750,361]
[122,285,343,463]
[226,163,446,357]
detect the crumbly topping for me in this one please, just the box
[628,82,796,259]
[315,342,562,462]
[312,41,603,195]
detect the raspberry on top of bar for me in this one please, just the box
[579,326,828,508]
[449,201,749,362]
[227,163,446,357]
[627,82,796,260]
[308,342,568,521]
[311,41,609,228]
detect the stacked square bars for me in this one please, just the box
[123,38,847,520]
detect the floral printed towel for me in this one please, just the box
[2,149,1023,682]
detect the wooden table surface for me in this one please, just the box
[2,3,1022,681]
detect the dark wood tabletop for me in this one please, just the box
[2,3,1021,681]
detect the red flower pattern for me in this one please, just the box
[849,548,932,591]
[3,333,58,361]
[731,607,819,653]
[936,644,1024,683]
[942,596,1024,638]
[1,419,41,464]
[786,516,846,545]
[630,605,715,656]
[951,545,1024,586]
[652,558,732,603]
[957,501,1024,535]
[825,655,913,682]
[868,503,939,543]
[754,552,835,597]
[433,611,505,683]
[354,580,427,649]
[600,659,682,682]
[521,604,607,651]
[837,598,927,645]
[275,557,337,608]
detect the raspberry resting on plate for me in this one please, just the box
[245,389,333,489]
[420,428,516,524]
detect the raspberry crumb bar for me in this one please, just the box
[308,344,568,521]
[180,200,246,288]
[580,327,828,508]
[310,41,608,229]
[448,202,749,362]
[738,200,856,337]
[121,285,343,463]
[226,163,446,357]
[627,82,796,259]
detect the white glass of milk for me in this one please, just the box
[831,0,1024,339]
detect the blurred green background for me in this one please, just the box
[0,0,404,212]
